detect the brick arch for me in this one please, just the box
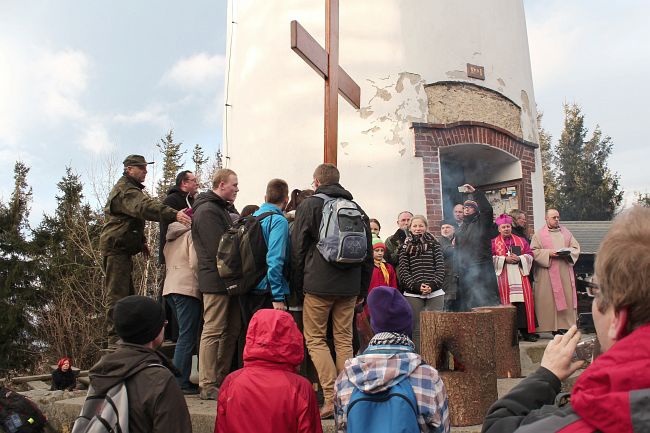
[412,121,538,230]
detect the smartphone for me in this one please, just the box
[572,337,597,362]
[458,186,469,193]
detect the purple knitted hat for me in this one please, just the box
[367,286,413,338]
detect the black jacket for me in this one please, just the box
[159,186,195,264]
[290,183,373,299]
[455,190,497,266]
[438,235,458,301]
[51,369,77,391]
[482,367,571,433]
[89,343,191,433]
[191,191,232,294]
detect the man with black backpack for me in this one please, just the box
[291,163,373,419]
[238,178,291,326]
[191,168,240,401]
[334,286,450,433]
[77,295,192,433]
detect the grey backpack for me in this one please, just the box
[71,364,164,433]
[314,193,367,264]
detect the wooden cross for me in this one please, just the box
[291,0,361,165]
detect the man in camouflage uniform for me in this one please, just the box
[100,155,192,342]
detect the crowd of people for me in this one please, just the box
[76,153,649,433]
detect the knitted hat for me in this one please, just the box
[113,295,165,345]
[495,214,513,226]
[372,237,386,251]
[367,286,413,337]
[463,199,479,211]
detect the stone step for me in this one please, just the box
[34,334,594,433]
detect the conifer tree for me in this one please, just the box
[156,129,186,199]
[0,161,40,373]
[192,143,210,189]
[32,167,105,367]
[537,112,558,208]
[554,104,623,220]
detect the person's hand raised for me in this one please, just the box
[540,325,585,381]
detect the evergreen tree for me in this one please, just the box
[32,167,105,368]
[156,129,186,199]
[0,161,40,374]
[554,104,623,220]
[192,143,210,189]
[537,112,558,208]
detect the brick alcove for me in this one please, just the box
[412,121,538,229]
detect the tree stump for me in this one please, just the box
[420,311,497,426]
[473,305,522,378]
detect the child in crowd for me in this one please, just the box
[356,239,398,353]
[398,215,445,352]
[369,218,381,238]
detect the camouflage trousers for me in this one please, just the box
[103,254,135,342]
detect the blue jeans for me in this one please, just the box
[166,294,201,390]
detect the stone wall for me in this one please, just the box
[425,82,523,138]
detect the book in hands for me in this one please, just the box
[556,248,572,256]
[509,245,522,256]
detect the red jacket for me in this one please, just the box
[483,323,650,433]
[215,309,322,433]
[364,263,398,316]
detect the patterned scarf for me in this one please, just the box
[403,231,436,256]
[368,332,415,350]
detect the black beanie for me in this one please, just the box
[113,295,165,345]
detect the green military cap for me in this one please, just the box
[123,155,154,167]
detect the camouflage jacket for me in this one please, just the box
[100,175,177,256]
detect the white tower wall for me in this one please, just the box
[224,0,544,230]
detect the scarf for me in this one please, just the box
[539,225,577,311]
[368,332,415,350]
[374,259,390,285]
[403,231,436,256]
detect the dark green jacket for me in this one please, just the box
[100,175,177,256]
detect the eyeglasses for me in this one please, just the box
[585,282,600,298]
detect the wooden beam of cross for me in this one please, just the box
[290,0,360,165]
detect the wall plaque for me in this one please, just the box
[467,63,485,80]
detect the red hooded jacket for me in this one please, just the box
[215,309,322,433]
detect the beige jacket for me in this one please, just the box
[163,222,200,299]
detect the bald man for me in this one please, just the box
[530,209,580,334]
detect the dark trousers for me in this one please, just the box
[239,291,274,331]
[166,294,202,390]
[103,254,135,341]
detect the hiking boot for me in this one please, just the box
[319,401,334,419]
[199,386,219,400]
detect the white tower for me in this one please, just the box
[223,0,544,230]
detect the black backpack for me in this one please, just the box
[0,387,48,433]
[216,212,275,296]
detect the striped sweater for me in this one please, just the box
[398,235,445,295]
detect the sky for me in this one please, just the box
[0,0,648,226]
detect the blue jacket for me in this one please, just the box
[253,203,290,301]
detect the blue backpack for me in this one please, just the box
[346,377,420,433]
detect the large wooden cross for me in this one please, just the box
[291,0,361,165]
